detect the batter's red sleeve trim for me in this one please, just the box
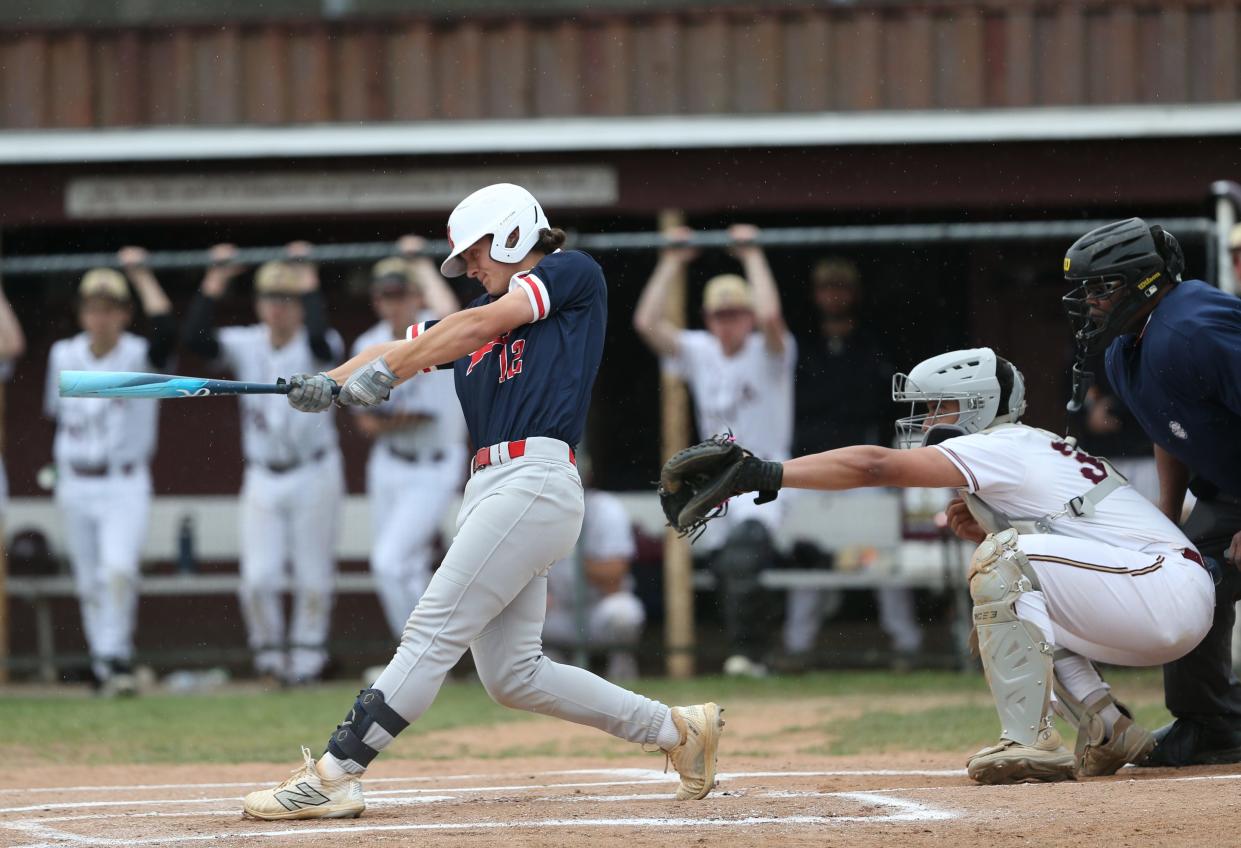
[403,322,437,372]
[512,273,550,322]
[933,445,979,491]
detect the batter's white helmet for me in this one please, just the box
[440,183,549,278]
[891,347,1027,448]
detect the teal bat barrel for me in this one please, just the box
[59,371,291,399]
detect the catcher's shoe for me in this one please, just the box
[662,703,725,800]
[967,722,1076,785]
[1076,708,1156,777]
[242,747,364,821]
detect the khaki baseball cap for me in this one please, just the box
[1229,223,1241,251]
[79,268,130,303]
[254,261,301,297]
[702,274,754,312]
[371,257,414,293]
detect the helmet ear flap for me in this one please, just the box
[1149,225,1185,279]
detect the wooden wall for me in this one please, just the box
[1,1,1238,130]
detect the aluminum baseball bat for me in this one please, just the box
[58,370,337,399]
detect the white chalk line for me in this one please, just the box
[0,766,961,799]
[0,778,680,815]
[3,793,959,848]
[0,768,669,796]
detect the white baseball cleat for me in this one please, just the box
[242,747,365,821]
[662,703,726,800]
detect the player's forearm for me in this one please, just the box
[1155,444,1190,522]
[633,258,683,352]
[412,260,460,318]
[781,445,892,491]
[382,308,498,381]
[0,289,26,359]
[127,270,173,316]
[327,340,405,383]
[741,249,783,326]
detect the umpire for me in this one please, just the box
[1063,217,1241,766]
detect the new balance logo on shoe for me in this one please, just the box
[274,782,330,811]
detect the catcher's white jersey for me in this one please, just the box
[351,317,467,454]
[44,333,160,467]
[216,325,343,466]
[934,425,1192,553]
[663,329,796,461]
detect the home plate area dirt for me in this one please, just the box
[2,750,1238,848]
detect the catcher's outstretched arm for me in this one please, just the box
[781,445,967,492]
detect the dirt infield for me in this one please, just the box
[3,691,1239,848]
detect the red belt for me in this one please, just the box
[471,439,576,474]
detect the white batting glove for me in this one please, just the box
[286,372,337,413]
[338,356,398,408]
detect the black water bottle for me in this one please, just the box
[177,515,197,574]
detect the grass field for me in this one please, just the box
[5,668,1172,765]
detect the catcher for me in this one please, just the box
[661,347,1215,783]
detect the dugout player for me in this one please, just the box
[351,238,466,645]
[242,183,723,820]
[183,242,345,686]
[787,258,921,672]
[44,249,175,695]
[0,281,25,523]
[542,485,646,681]
[633,224,796,677]
[708,346,1213,783]
[1063,217,1241,766]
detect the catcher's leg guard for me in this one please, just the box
[325,688,410,773]
[966,530,1075,784]
[710,520,776,662]
[1052,656,1155,776]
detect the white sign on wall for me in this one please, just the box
[65,165,618,218]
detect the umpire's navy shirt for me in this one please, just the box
[1106,279,1241,498]
[410,250,605,450]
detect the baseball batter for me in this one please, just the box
[634,224,796,676]
[351,244,466,642]
[542,487,645,680]
[696,347,1213,783]
[183,243,345,685]
[0,281,24,522]
[44,250,175,695]
[243,183,722,820]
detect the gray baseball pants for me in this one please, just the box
[367,438,669,760]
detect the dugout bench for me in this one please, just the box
[5,489,968,680]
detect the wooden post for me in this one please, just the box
[657,210,694,679]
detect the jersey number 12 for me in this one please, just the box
[497,338,525,383]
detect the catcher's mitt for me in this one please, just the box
[658,434,783,539]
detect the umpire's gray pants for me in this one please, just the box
[372,438,669,756]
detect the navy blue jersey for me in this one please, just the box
[409,250,606,449]
[1106,279,1241,498]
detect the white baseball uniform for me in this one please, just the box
[352,316,467,639]
[661,328,796,549]
[44,333,160,681]
[936,425,1213,690]
[663,327,813,661]
[543,489,645,676]
[216,324,345,681]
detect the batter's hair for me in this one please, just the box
[995,356,1017,417]
[535,228,567,254]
